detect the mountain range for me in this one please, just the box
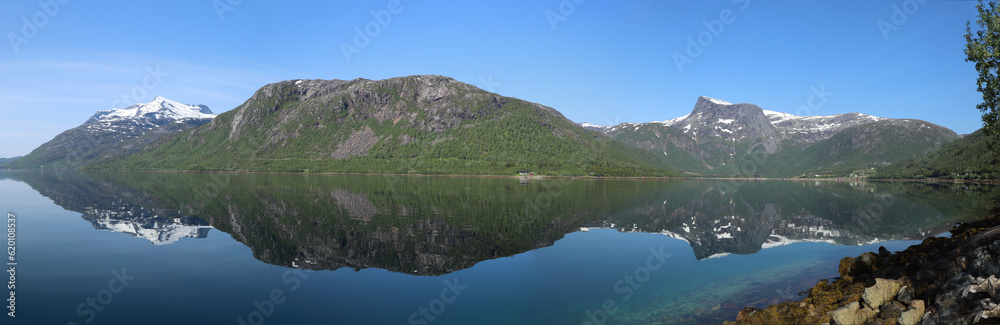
[8,75,980,177]
[586,96,959,177]
[9,96,215,168]
[92,76,675,176]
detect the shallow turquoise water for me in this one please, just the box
[1,171,995,324]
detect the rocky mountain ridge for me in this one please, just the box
[584,96,959,177]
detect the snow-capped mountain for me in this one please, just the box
[83,96,215,133]
[86,96,215,125]
[656,96,781,146]
[10,97,215,168]
[597,96,893,143]
[593,96,959,176]
[651,96,884,145]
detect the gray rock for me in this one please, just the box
[971,246,1000,276]
[988,239,1000,255]
[967,275,1000,300]
[897,285,914,305]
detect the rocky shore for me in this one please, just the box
[726,213,1000,324]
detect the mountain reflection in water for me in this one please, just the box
[7,170,997,274]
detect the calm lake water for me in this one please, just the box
[1,170,997,325]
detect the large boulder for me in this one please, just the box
[862,278,901,310]
[830,301,877,325]
[898,300,925,325]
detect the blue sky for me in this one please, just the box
[0,0,985,157]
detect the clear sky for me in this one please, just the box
[0,0,986,157]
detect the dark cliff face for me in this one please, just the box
[686,96,782,144]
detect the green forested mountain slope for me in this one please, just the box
[875,129,1000,179]
[757,119,960,177]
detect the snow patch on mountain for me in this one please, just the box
[579,122,613,133]
[762,110,798,124]
[87,96,215,125]
[701,96,731,105]
[657,113,691,127]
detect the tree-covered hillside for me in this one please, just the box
[875,129,1000,179]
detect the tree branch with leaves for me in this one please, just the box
[966,0,1000,146]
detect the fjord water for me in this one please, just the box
[2,171,997,325]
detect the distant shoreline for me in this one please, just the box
[7,168,1000,184]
